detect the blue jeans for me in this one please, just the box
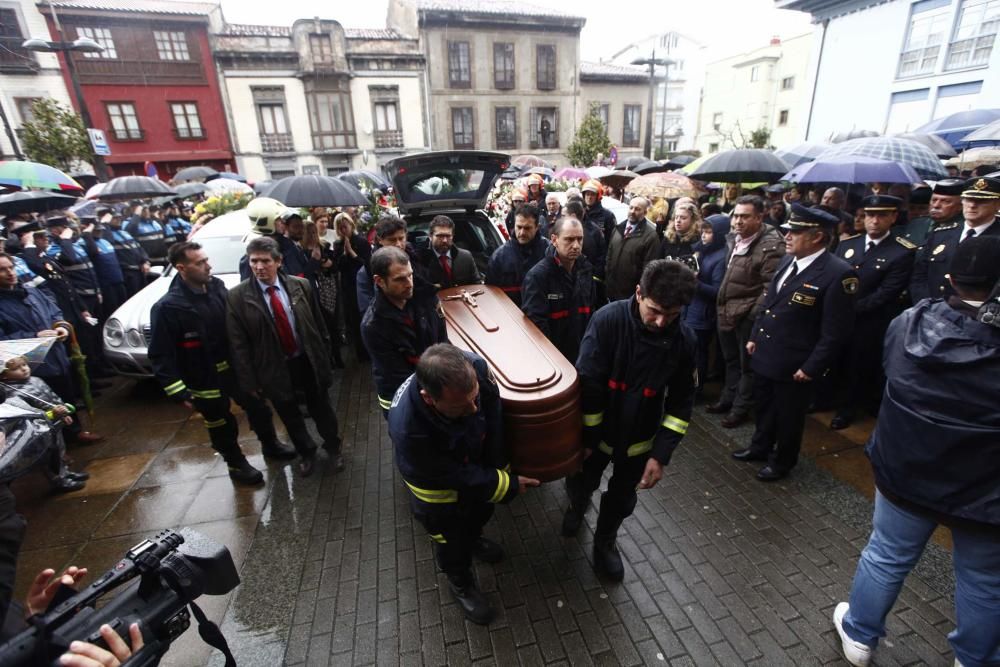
[844,491,1000,667]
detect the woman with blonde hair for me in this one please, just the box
[660,201,702,266]
[649,199,670,238]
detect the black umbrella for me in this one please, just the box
[252,180,273,195]
[173,166,219,183]
[634,160,669,175]
[500,164,525,181]
[69,173,99,191]
[688,149,791,183]
[0,190,78,216]
[176,182,210,198]
[336,169,390,191]
[616,156,647,170]
[663,154,696,169]
[95,176,176,201]
[261,175,369,207]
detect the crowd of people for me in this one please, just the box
[0,157,998,665]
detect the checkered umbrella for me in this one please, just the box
[816,137,946,180]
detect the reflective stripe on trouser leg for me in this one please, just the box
[194,395,242,461]
[418,503,494,578]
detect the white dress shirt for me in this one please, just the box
[777,248,826,292]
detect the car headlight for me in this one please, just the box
[104,318,124,347]
[125,328,143,348]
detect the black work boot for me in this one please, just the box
[593,536,625,582]
[561,475,590,537]
[472,537,505,563]
[447,572,494,625]
[261,440,296,460]
[226,456,264,485]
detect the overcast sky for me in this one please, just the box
[219,0,814,62]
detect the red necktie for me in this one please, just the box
[266,285,298,357]
[439,254,453,282]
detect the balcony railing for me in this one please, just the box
[172,127,205,140]
[260,133,295,152]
[111,128,145,142]
[374,129,403,149]
[74,57,205,85]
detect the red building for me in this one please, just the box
[41,0,234,180]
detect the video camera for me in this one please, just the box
[0,528,239,667]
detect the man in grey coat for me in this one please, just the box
[604,197,660,301]
[227,236,344,477]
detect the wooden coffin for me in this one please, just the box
[438,285,582,482]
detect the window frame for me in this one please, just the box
[778,109,789,126]
[622,104,641,147]
[306,83,357,150]
[310,33,334,63]
[493,42,515,90]
[169,101,204,140]
[780,76,795,90]
[104,101,143,141]
[451,106,475,149]
[495,106,517,150]
[945,0,1000,70]
[153,30,190,62]
[77,26,117,59]
[536,44,557,91]
[529,106,559,149]
[448,40,471,89]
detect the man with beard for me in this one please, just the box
[485,204,549,307]
[561,260,697,580]
[605,197,660,302]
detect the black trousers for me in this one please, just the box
[749,375,813,472]
[834,318,888,417]
[566,446,648,538]
[270,356,341,457]
[693,327,715,391]
[99,282,127,323]
[718,316,755,414]
[122,270,144,298]
[0,485,25,630]
[417,503,494,581]
[193,369,278,462]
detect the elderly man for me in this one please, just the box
[910,176,1000,303]
[900,178,964,247]
[544,192,562,231]
[485,204,549,307]
[419,216,482,288]
[709,196,785,428]
[605,196,660,302]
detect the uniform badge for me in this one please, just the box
[844,248,854,259]
[975,178,988,191]
[932,244,946,255]
[791,292,816,306]
[842,277,859,294]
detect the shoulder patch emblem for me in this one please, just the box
[896,236,916,249]
[844,248,855,259]
[932,244,946,255]
[842,277,859,295]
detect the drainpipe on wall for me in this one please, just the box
[804,18,828,142]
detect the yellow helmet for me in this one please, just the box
[245,197,286,234]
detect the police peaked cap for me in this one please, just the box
[962,176,1000,200]
[781,203,839,231]
[861,194,904,211]
[932,178,965,196]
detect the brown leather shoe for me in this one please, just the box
[75,431,105,444]
[705,401,732,415]
[721,412,750,429]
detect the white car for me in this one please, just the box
[102,210,254,377]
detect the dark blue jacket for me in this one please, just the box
[125,216,168,263]
[867,298,1000,528]
[577,297,696,464]
[585,200,618,244]
[750,251,856,381]
[163,217,192,245]
[387,352,515,515]
[484,234,550,307]
[0,285,70,379]
[45,235,101,299]
[910,219,1000,302]
[83,234,124,286]
[582,218,607,284]
[683,215,729,331]
[360,277,448,413]
[521,247,594,363]
[835,231,915,326]
[105,226,148,271]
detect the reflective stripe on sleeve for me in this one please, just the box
[378,395,392,411]
[204,417,227,429]
[490,469,511,503]
[404,481,458,503]
[598,439,653,457]
[189,389,222,399]
[582,412,603,427]
[164,380,187,396]
[661,415,689,435]
[215,360,230,372]
[429,533,447,544]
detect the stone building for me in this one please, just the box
[577,62,652,163]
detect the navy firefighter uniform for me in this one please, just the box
[743,205,856,478]
[564,293,696,578]
[148,274,292,484]
[387,353,515,590]
[520,246,595,363]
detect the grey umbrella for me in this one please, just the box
[95,176,177,202]
[173,165,219,183]
[262,175,369,207]
[176,182,210,198]
[0,191,78,216]
[634,160,669,175]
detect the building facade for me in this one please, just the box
[214,20,426,181]
[388,0,586,166]
[577,62,653,162]
[0,0,73,160]
[693,33,812,154]
[778,0,1000,140]
[40,0,235,180]
[609,31,706,154]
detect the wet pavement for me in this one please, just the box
[12,365,958,666]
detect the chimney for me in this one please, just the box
[770,35,781,45]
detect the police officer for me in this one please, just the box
[361,246,448,415]
[162,203,192,246]
[80,217,128,322]
[521,216,595,363]
[562,260,697,581]
[125,204,168,265]
[733,205,857,481]
[485,204,549,307]
[899,179,964,248]
[910,176,1000,303]
[102,208,150,298]
[830,195,916,429]
[388,344,540,624]
[148,241,296,485]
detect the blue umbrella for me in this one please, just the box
[816,137,945,180]
[781,156,921,185]
[774,141,832,168]
[914,109,1000,150]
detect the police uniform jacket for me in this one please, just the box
[149,274,233,403]
[82,233,125,286]
[0,285,70,379]
[900,212,962,248]
[105,226,148,271]
[388,353,517,515]
[576,297,696,465]
[45,235,101,299]
[125,216,167,263]
[361,277,448,412]
[910,219,1000,303]
[19,248,85,321]
[163,217,192,245]
[750,251,857,381]
[521,247,595,363]
[484,235,550,306]
[835,232,915,326]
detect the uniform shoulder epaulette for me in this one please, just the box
[934,222,960,232]
[895,236,916,249]
[842,233,862,241]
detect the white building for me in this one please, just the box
[609,31,707,154]
[693,33,813,154]
[778,0,1000,139]
[213,19,426,182]
[0,0,73,159]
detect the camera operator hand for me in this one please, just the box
[60,622,143,667]
[26,566,88,617]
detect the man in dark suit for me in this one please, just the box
[910,176,1000,302]
[830,195,916,429]
[732,204,857,481]
[420,216,482,288]
[227,236,344,478]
